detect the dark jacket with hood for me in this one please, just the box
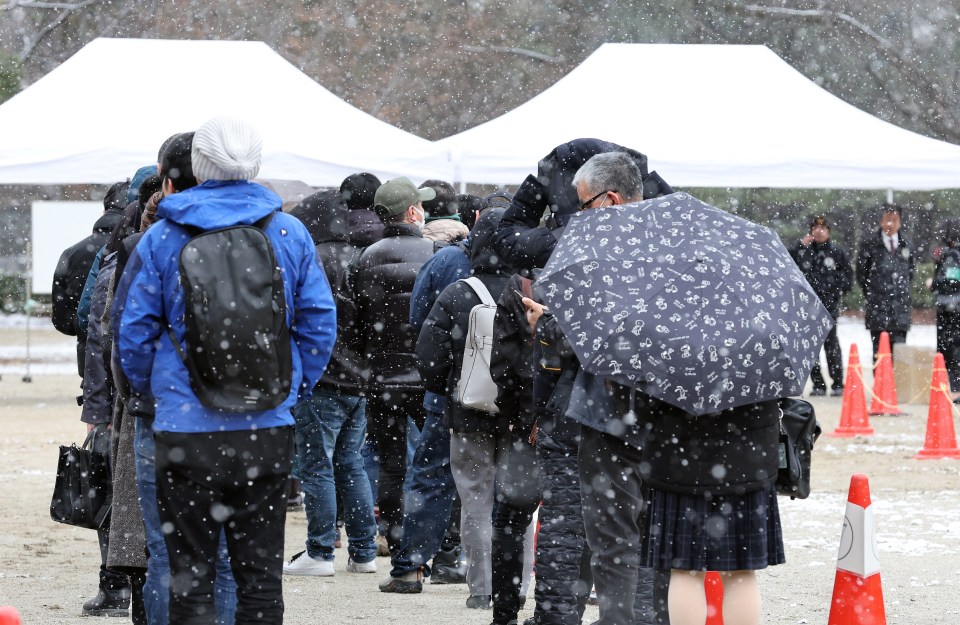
[490,273,536,436]
[347,208,385,248]
[493,138,673,271]
[348,219,436,392]
[292,190,367,395]
[416,209,511,433]
[855,229,915,333]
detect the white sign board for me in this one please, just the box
[31,201,104,295]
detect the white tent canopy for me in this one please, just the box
[0,38,449,186]
[437,43,960,190]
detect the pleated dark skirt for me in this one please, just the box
[640,484,785,572]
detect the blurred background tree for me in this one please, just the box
[0,0,958,310]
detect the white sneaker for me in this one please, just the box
[346,558,377,573]
[283,551,335,576]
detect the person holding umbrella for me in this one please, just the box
[535,154,833,625]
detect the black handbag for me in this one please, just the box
[776,398,821,499]
[50,430,112,530]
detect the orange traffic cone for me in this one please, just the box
[915,353,960,460]
[0,606,21,625]
[832,344,874,437]
[705,571,724,625]
[828,474,886,625]
[869,332,902,415]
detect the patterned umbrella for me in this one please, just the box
[537,192,833,415]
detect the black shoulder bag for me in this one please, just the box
[776,397,822,499]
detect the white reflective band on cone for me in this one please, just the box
[836,502,881,578]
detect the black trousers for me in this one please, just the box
[367,389,425,553]
[156,427,294,625]
[535,414,593,625]
[491,429,540,625]
[937,308,960,391]
[579,426,666,625]
[810,322,844,391]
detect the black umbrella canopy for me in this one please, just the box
[537,192,833,415]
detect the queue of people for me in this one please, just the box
[49,118,948,625]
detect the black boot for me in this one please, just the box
[430,545,467,584]
[81,588,130,617]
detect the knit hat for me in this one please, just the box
[483,191,514,211]
[191,116,262,181]
[420,180,457,218]
[340,172,382,211]
[374,177,436,217]
[127,165,158,204]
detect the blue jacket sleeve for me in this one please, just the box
[292,234,337,398]
[76,247,104,335]
[113,241,163,396]
[409,246,471,333]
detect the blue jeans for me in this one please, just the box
[390,408,457,576]
[134,416,237,625]
[361,437,379,502]
[293,390,377,563]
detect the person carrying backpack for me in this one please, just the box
[415,208,513,609]
[114,116,336,624]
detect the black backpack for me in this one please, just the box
[166,213,292,412]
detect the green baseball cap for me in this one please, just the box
[374,177,436,216]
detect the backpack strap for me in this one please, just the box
[252,212,275,231]
[460,276,496,307]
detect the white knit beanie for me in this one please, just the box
[191,115,263,181]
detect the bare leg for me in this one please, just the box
[667,569,706,625]
[719,570,760,625]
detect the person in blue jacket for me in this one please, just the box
[114,116,336,624]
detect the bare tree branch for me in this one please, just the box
[14,0,105,61]
[737,2,960,142]
[461,44,561,64]
[2,0,94,10]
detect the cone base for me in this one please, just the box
[831,426,876,437]
[915,448,960,459]
[828,571,886,625]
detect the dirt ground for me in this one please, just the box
[1,324,959,624]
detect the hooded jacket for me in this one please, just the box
[416,209,512,433]
[114,180,337,433]
[347,208,385,248]
[493,138,673,271]
[293,191,367,395]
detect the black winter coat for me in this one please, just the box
[347,208,385,248]
[416,209,513,433]
[52,210,124,337]
[300,190,366,395]
[789,239,853,312]
[349,222,435,391]
[493,138,673,271]
[640,399,780,496]
[491,273,536,435]
[856,230,915,333]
